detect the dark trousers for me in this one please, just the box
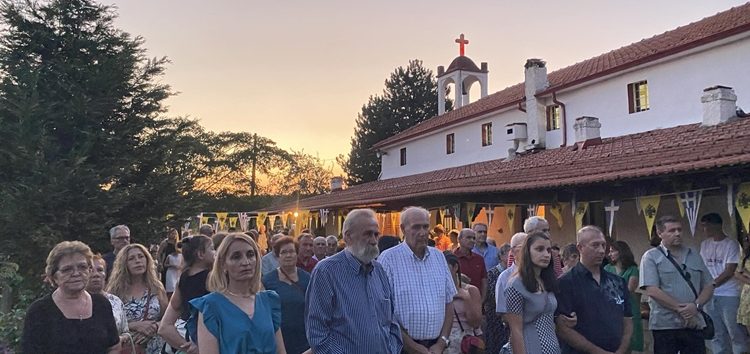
[401,338,438,354]
[652,329,706,354]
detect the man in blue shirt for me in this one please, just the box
[556,226,632,354]
[305,209,402,354]
[472,223,500,271]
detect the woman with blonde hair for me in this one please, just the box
[22,241,120,353]
[188,233,286,354]
[107,243,167,354]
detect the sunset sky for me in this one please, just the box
[107,1,747,172]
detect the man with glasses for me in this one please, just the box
[104,224,130,279]
[640,215,714,354]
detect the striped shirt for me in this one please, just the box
[305,250,402,354]
[378,243,457,340]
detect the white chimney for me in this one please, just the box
[523,59,549,150]
[573,116,602,149]
[701,85,737,126]
[330,176,344,192]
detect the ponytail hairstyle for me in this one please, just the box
[178,235,212,270]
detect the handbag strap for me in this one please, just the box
[453,299,478,336]
[656,247,699,300]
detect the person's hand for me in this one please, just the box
[428,341,446,354]
[179,341,199,354]
[677,303,698,319]
[558,312,577,328]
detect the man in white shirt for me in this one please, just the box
[699,213,748,354]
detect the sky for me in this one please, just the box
[107,0,748,172]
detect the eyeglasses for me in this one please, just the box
[280,250,296,255]
[113,236,130,241]
[57,264,91,276]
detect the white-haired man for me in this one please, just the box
[312,236,328,261]
[104,224,130,279]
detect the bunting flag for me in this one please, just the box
[229,216,238,229]
[604,199,620,237]
[677,196,686,218]
[548,203,565,229]
[505,205,516,234]
[216,212,229,230]
[735,183,750,232]
[319,209,330,226]
[466,203,477,224]
[239,212,249,231]
[527,204,538,217]
[678,191,703,237]
[201,216,209,225]
[257,212,267,229]
[639,195,661,236]
[281,212,289,227]
[574,202,589,232]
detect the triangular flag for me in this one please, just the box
[735,183,750,233]
[257,212,267,229]
[639,195,661,237]
[229,216,238,229]
[575,202,589,232]
[678,191,703,237]
[677,197,686,218]
[466,203,476,224]
[281,212,289,227]
[201,216,209,225]
[505,205,516,235]
[216,212,228,230]
[548,203,565,229]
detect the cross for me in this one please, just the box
[455,33,469,56]
[604,200,620,236]
[485,205,494,226]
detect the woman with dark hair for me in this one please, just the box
[604,240,643,353]
[443,251,482,354]
[560,243,579,276]
[504,231,560,354]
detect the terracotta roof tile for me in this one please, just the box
[268,118,750,212]
[374,3,750,149]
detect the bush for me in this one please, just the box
[0,262,46,354]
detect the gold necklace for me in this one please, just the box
[55,290,88,320]
[226,290,254,298]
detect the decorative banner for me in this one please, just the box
[229,216,238,229]
[281,212,289,227]
[527,204,538,217]
[735,183,750,232]
[201,216,209,225]
[257,212,267,229]
[639,195,661,236]
[505,205,515,234]
[728,184,735,218]
[239,212,249,231]
[548,203,565,229]
[319,209,330,226]
[466,203,477,224]
[574,202,589,232]
[216,212,228,230]
[604,199,620,237]
[678,191,703,237]
[677,197,686,218]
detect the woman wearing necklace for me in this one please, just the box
[263,236,311,354]
[22,241,120,354]
[189,233,287,354]
[107,243,168,354]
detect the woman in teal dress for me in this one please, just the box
[189,233,286,354]
[604,240,643,353]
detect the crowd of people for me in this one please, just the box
[18,207,750,354]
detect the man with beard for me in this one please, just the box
[305,209,402,354]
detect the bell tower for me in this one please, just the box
[437,34,489,115]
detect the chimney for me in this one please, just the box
[523,59,549,150]
[701,85,737,126]
[573,116,602,149]
[437,66,445,76]
[330,176,344,192]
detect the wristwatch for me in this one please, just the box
[695,301,703,310]
[440,335,450,346]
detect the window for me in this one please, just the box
[400,148,406,166]
[628,80,649,113]
[481,123,493,146]
[546,105,561,131]
[446,133,455,154]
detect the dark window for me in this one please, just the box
[628,81,649,113]
[400,148,406,166]
[546,105,561,131]
[446,133,455,154]
[481,123,493,146]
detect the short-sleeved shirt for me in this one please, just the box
[639,245,713,330]
[188,291,281,354]
[178,269,210,320]
[297,257,318,274]
[378,243,457,340]
[263,268,311,354]
[473,244,500,271]
[557,263,632,353]
[700,237,741,296]
[495,263,516,313]
[456,247,488,289]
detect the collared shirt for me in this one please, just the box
[473,244,499,271]
[456,247,487,289]
[297,257,318,274]
[639,244,713,330]
[495,263,516,313]
[261,252,279,275]
[378,243,457,340]
[305,250,402,354]
[557,263,632,353]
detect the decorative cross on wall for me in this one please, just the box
[455,33,469,56]
[604,199,620,237]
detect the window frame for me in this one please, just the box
[627,80,650,113]
[399,147,406,166]
[446,133,455,154]
[481,122,493,147]
[546,105,561,131]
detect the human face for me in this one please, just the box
[224,240,257,282]
[658,222,683,248]
[298,237,314,259]
[499,249,509,266]
[700,221,722,238]
[327,239,338,256]
[473,225,488,244]
[401,212,430,253]
[111,229,131,252]
[608,248,620,264]
[563,253,579,269]
[578,231,607,267]
[53,253,90,293]
[167,229,178,242]
[459,230,476,250]
[346,217,380,263]
[202,241,216,266]
[86,259,106,293]
[278,243,297,268]
[529,238,552,269]
[536,221,551,237]
[126,248,148,276]
[313,239,327,259]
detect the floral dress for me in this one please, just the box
[123,290,164,354]
[105,292,129,335]
[738,258,750,326]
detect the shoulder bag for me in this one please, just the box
[454,307,485,354]
[656,247,714,339]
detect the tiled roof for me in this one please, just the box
[373,3,750,149]
[444,56,485,75]
[267,118,750,212]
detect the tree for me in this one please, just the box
[342,59,452,185]
[265,150,333,197]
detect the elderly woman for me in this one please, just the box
[87,254,130,343]
[263,236,311,354]
[107,243,168,354]
[188,233,286,354]
[22,241,120,354]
